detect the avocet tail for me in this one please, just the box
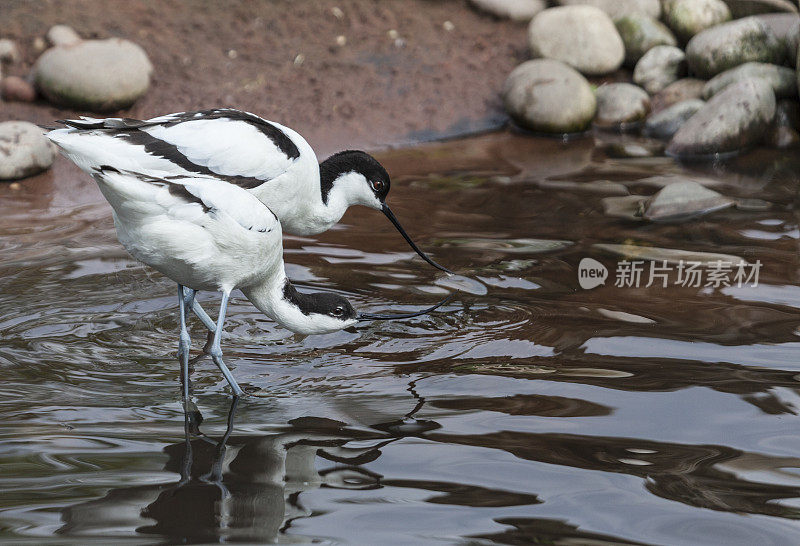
[46,126,176,177]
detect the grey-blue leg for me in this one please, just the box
[208,290,244,396]
[186,290,217,332]
[177,285,192,401]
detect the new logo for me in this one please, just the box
[578,258,608,290]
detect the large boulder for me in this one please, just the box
[753,13,800,66]
[667,79,776,158]
[556,0,661,19]
[633,45,687,93]
[528,6,625,75]
[615,14,677,66]
[469,0,547,21]
[33,38,152,111]
[663,0,732,42]
[722,0,798,18]
[685,17,785,78]
[502,59,597,133]
[0,122,57,180]
[645,99,706,139]
[703,62,797,99]
[594,83,651,128]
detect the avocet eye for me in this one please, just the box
[371,180,385,192]
[332,306,345,317]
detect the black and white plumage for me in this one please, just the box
[47,108,450,273]
[56,163,450,397]
[46,109,453,397]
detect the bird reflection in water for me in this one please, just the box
[58,379,438,543]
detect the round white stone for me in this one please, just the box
[0,122,57,180]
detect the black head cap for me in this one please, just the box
[283,282,357,320]
[320,150,390,204]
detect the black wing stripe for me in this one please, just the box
[62,109,301,187]
[60,119,107,129]
[166,183,211,212]
[106,108,301,161]
[94,165,210,211]
[116,130,269,190]
[160,109,301,161]
[95,166,274,232]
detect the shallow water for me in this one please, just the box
[2,131,800,544]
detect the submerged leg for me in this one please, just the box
[208,290,244,396]
[177,400,194,488]
[177,285,192,401]
[201,395,239,485]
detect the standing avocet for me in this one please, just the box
[47,109,451,272]
[42,162,449,397]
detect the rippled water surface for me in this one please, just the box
[2,131,800,544]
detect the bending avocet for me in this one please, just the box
[42,162,449,397]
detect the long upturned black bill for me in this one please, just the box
[382,203,453,275]
[358,292,455,321]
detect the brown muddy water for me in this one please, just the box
[2,130,800,544]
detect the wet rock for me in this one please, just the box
[651,78,705,112]
[723,0,798,18]
[0,39,20,64]
[686,17,784,78]
[469,0,547,21]
[594,242,747,265]
[0,121,57,180]
[601,195,647,219]
[765,124,800,147]
[536,179,629,194]
[633,45,687,94]
[765,98,800,147]
[600,182,735,222]
[555,0,661,19]
[502,59,597,133]
[528,6,624,75]
[594,83,651,129]
[614,14,677,66]
[703,62,797,99]
[774,98,800,130]
[1,76,36,102]
[636,174,726,188]
[667,79,776,158]
[663,0,731,43]
[46,24,82,47]
[33,38,152,111]
[603,140,664,157]
[735,198,772,210]
[643,181,734,221]
[645,99,705,139]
